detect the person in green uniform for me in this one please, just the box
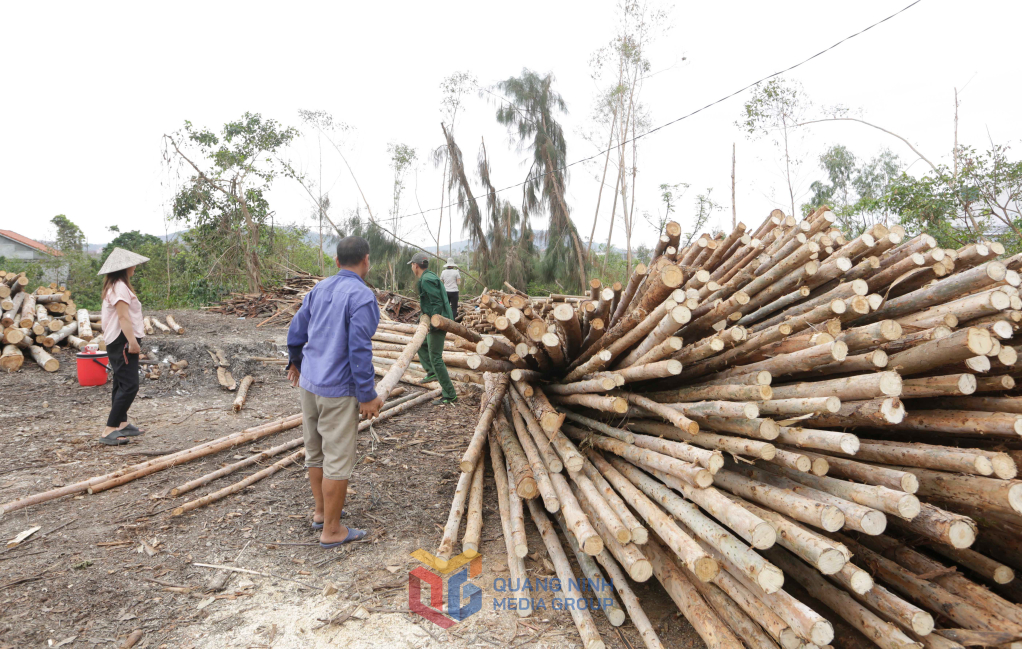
[408,252,458,404]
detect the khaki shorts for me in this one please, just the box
[301,389,359,480]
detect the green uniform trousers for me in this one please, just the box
[417,330,456,400]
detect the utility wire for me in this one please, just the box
[383,0,925,227]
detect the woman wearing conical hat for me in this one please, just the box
[96,248,149,445]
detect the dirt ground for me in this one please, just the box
[0,310,703,649]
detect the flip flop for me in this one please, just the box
[116,424,145,437]
[311,509,350,529]
[97,431,130,445]
[320,527,367,549]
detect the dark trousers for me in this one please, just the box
[447,291,459,317]
[106,333,140,427]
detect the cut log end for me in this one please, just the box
[1009,483,1022,514]
[898,495,922,520]
[751,523,776,550]
[817,548,846,575]
[811,621,836,647]
[810,457,829,476]
[581,535,604,556]
[861,510,888,535]
[707,454,724,474]
[912,612,935,636]
[848,568,874,594]
[630,526,649,545]
[692,556,719,583]
[694,469,713,488]
[821,506,846,532]
[947,521,977,548]
[994,565,1015,584]
[517,478,538,501]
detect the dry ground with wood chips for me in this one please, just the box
[0,310,708,649]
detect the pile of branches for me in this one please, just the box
[413,210,1022,649]
[208,272,323,324]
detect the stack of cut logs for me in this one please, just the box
[417,210,1022,649]
[1,272,184,373]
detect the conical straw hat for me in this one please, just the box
[97,247,150,275]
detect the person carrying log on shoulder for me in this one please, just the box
[408,251,458,405]
[286,236,383,548]
[97,248,149,446]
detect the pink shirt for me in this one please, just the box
[101,281,145,344]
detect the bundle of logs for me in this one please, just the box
[1,272,186,373]
[420,210,1022,649]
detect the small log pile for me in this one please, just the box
[1,273,98,373]
[426,211,1022,649]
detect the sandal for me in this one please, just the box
[117,424,145,437]
[320,527,367,549]
[312,509,350,529]
[97,430,130,445]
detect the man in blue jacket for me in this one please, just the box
[287,236,382,548]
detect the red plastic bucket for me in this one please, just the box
[77,351,109,386]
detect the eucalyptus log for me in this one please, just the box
[526,499,606,649]
[460,373,509,472]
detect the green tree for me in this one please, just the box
[739,78,811,218]
[478,137,534,289]
[685,189,720,246]
[51,215,85,254]
[101,229,163,259]
[803,145,903,237]
[164,112,299,293]
[494,69,586,290]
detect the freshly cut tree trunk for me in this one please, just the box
[553,510,626,627]
[232,376,255,412]
[839,535,1007,632]
[929,544,1015,585]
[891,464,1022,516]
[587,456,718,584]
[527,500,605,649]
[18,293,36,329]
[887,327,992,376]
[894,503,977,549]
[165,314,185,334]
[900,374,977,398]
[172,449,305,517]
[492,411,537,499]
[628,420,777,460]
[765,545,924,649]
[727,464,887,535]
[886,409,1022,438]
[756,397,841,416]
[170,436,304,496]
[609,456,782,593]
[548,471,603,557]
[794,449,919,493]
[375,316,429,400]
[28,345,59,372]
[729,496,847,576]
[460,373,509,472]
[488,430,531,618]
[711,469,845,532]
[860,536,1022,628]
[1,344,24,371]
[579,458,648,544]
[806,398,905,428]
[461,457,485,556]
[623,391,700,434]
[562,410,634,442]
[640,462,775,550]
[508,406,559,513]
[574,429,711,487]
[769,372,902,401]
[76,308,94,340]
[505,453,530,560]
[507,386,564,473]
[760,462,921,520]
[548,393,628,414]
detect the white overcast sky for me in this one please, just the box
[2,0,1018,254]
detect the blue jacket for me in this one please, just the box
[286,270,380,401]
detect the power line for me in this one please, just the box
[384,0,925,227]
